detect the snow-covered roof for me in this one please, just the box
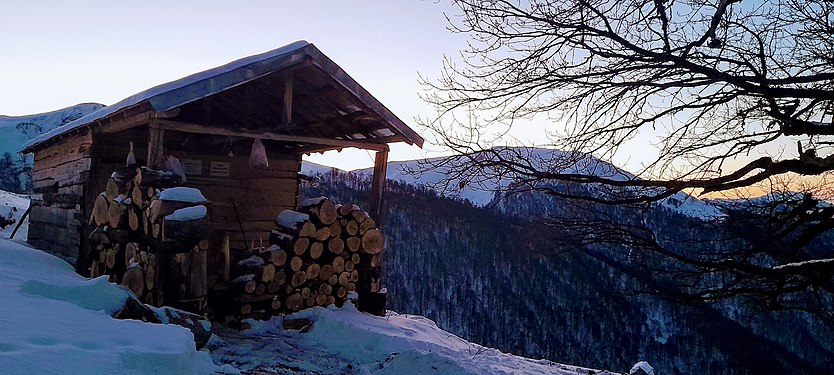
[20,41,423,153]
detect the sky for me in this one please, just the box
[0,0,782,186]
[0,0,471,170]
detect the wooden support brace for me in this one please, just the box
[369,150,388,225]
[147,118,165,169]
[282,72,293,126]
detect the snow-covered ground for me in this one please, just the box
[0,190,29,240]
[0,239,220,374]
[207,304,613,375]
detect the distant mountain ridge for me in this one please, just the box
[0,103,104,140]
[0,103,104,192]
[303,147,724,220]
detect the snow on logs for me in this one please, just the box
[230,197,384,318]
[87,168,211,307]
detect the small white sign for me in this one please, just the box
[209,161,231,177]
[182,159,202,176]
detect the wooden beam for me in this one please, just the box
[155,119,390,151]
[157,107,181,119]
[93,112,152,135]
[369,150,388,225]
[147,118,165,169]
[294,135,404,154]
[281,71,293,126]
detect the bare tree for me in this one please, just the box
[419,0,834,324]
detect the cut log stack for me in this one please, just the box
[86,167,210,310]
[229,197,384,318]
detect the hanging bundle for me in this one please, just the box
[126,141,137,167]
[249,138,269,169]
[163,154,187,183]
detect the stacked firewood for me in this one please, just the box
[230,197,384,318]
[87,167,209,306]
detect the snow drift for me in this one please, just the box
[0,239,219,374]
[208,300,615,375]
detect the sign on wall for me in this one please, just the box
[182,159,203,176]
[209,161,231,177]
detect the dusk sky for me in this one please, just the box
[0,1,718,176]
[0,1,470,170]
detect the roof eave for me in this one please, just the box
[303,45,425,148]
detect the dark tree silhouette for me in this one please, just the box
[420,0,834,325]
[0,152,23,193]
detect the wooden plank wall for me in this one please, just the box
[89,128,300,256]
[28,132,94,265]
[179,152,300,261]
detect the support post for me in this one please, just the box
[147,117,165,169]
[369,150,388,225]
[281,72,293,126]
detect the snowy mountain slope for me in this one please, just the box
[356,148,626,207]
[0,239,219,375]
[0,103,103,192]
[302,173,834,374]
[658,193,725,219]
[301,160,342,177]
[0,103,103,155]
[304,147,724,220]
[209,303,615,375]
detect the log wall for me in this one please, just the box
[28,132,94,265]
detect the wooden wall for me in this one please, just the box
[178,152,300,259]
[87,130,301,262]
[28,132,94,265]
[29,124,302,277]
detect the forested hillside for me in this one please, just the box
[302,165,834,374]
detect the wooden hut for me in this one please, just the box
[20,41,423,313]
